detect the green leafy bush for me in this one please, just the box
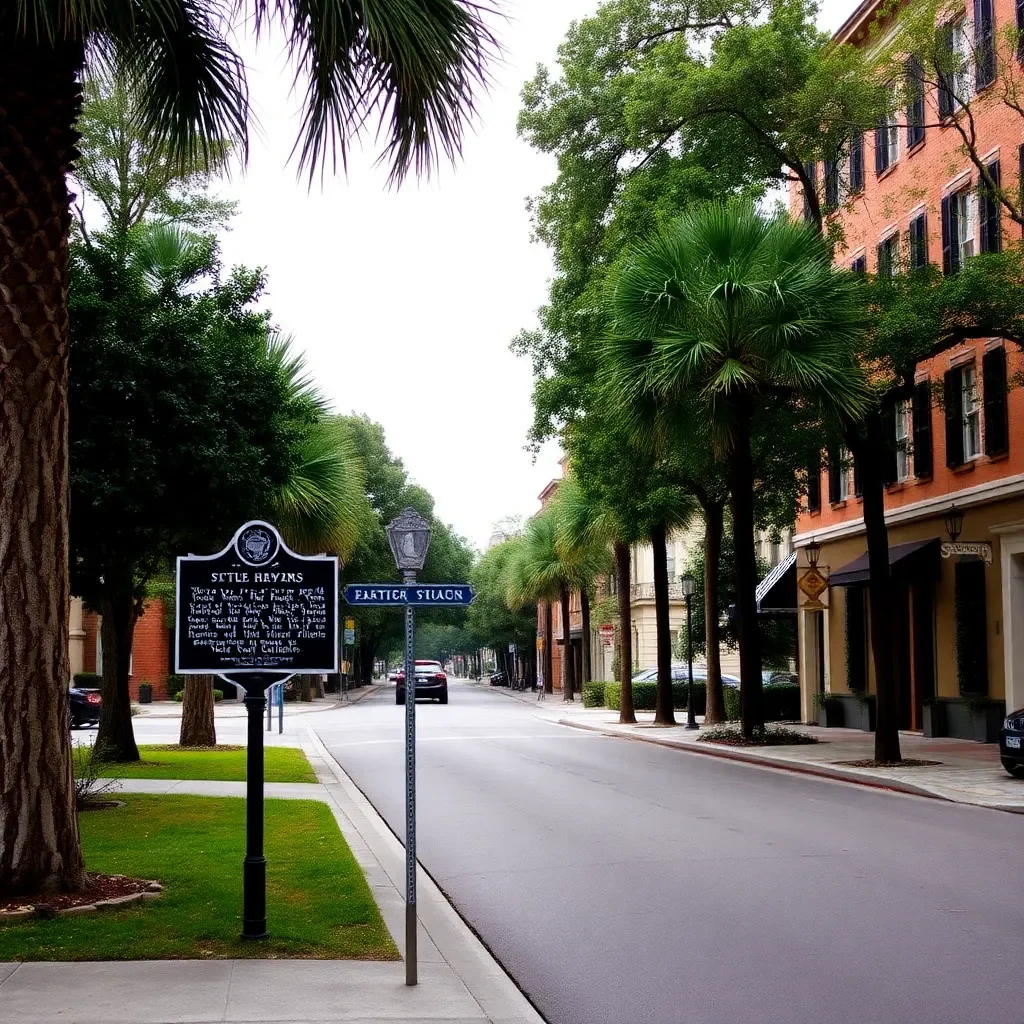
[721,683,799,722]
[166,674,187,699]
[73,672,102,688]
[173,689,224,703]
[604,680,709,713]
[698,724,817,746]
[582,682,605,708]
[723,687,741,720]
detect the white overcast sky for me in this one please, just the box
[216,0,851,553]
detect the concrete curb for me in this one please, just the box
[136,684,382,719]
[304,726,547,1024]
[552,717,1024,814]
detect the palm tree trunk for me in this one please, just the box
[729,418,764,738]
[580,589,592,684]
[614,542,636,725]
[180,676,217,747]
[543,601,554,694]
[651,522,676,725]
[703,504,727,723]
[94,588,141,762]
[853,415,902,763]
[560,584,576,701]
[0,35,87,894]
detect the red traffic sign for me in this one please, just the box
[599,624,615,646]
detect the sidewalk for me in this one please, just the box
[135,685,381,719]
[538,703,1024,814]
[0,723,543,1024]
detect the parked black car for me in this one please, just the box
[489,670,509,687]
[1000,707,1024,777]
[69,687,102,729]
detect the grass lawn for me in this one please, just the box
[81,744,317,784]
[0,795,399,961]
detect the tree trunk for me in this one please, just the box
[560,584,576,701]
[614,541,636,725]
[580,588,592,684]
[703,504,727,723]
[179,676,216,747]
[853,415,902,763]
[729,419,764,738]
[94,588,140,762]
[299,677,312,701]
[651,522,676,725]
[543,600,554,694]
[0,34,87,894]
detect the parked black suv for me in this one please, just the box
[69,687,102,729]
[1000,707,1024,778]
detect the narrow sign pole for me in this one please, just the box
[403,569,418,986]
[236,673,271,940]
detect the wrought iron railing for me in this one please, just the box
[629,582,684,601]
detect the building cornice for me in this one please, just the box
[794,473,1024,546]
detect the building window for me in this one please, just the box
[895,399,912,481]
[851,254,866,273]
[802,162,818,223]
[875,90,899,174]
[665,548,676,582]
[942,188,975,274]
[877,233,899,277]
[906,56,925,148]
[979,159,1002,253]
[828,448,849,503]
[944,363,982,465]
[908,211,928,269]
[824,157,840,209]
[939,18,974,115]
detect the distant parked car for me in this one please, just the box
[763,670,797,686]
[388,667,403,683]
[1000,707,1024,778]
[632,665,740,687]
[396,660,448,704]
[69,687,101,729]
[489,670,509,687]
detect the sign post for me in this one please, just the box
[175,521,337,940]
[344,507,474,987]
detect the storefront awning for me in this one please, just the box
[829,538,940,587]
[756,552,797,614]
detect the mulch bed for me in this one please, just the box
[698,726,819,747]
[0,873,152,915]
[834,758,943,768]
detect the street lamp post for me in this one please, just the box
[680,575,698,730]
[386,507,432,987]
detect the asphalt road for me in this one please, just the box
[315,681,1024,1024]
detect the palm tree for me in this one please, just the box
[506,510,607,703]
[605,203,867,738]
[1,2,494,894]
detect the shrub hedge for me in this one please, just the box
[73,672,102,688]
[604,680,800,721]
[582,682,606,708]
[172,689,224,703]
[166,674,187,699]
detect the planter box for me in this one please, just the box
[922,701,946,738]
[942,698,1005,743]
[817,699,844,728]
[829,693,875,731]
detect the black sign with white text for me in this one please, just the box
[175,521,338,674]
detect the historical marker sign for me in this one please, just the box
[344,583,474,607]
[176,521,338,674]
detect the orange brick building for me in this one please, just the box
[789,0,1024,736]
[75,599,174,700]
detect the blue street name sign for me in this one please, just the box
[345,583,474,607]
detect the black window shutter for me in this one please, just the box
[910,213,929,268]
[975,0,996,89]
[980,160,1001,253]
[881,403,898,485]
[938,26,955,117]
[945,369,965,467]
[874,127,886,175]
[802,162,818,222]
[853,455,862,497]
[850,133,864,192]
[983,346,1009,455]
[906,56,925,147]
[807,463,821,513]
[824,159,839,208]
[942,194,958,274]
[1018,0,1024,62]
[828,449,842,503]
[912,382,933,478]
